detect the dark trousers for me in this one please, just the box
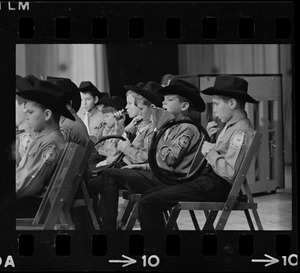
[88,168,163,229]
[138,166,232,230]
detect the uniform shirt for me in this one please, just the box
[156,117,200,174]
[16,127,66,198]
[120,121,154,165]
[60,107,90,148]
[96,125,125,158]
[205,110,255,184]
[78,106,104,143]
[16,119,36,166]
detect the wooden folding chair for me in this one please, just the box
[165,131,263,230]
[16,140,95,230]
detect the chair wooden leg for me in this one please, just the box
[244,209,255,230]
[203,210,218,230]
[243,182,263,230]
[165,205,181,230]
[81,182,100,230]
[189,210,200,230]
[118,200,136,230]
[124,203,139,230]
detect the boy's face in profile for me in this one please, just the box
[23,101,47,133]
[212,95,233,123]
[125,93,140,118]
[16,96,26,127]
[137,100,151,121]
[103,112,116,128]
[80,92,98,112]
[162,94,183,117]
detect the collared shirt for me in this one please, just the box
[16,126,66,198]
[78,106,104,142]
[60,108,90,148]
[120,121,155,165]
[205,110,255,184]
[96,125,125,158]
[16,119,36,166]
[156,117,200,174]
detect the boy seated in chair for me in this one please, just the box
[88,79,206,229]
[138,75,259,230]
[94,95,126,167]
[16,76,75,218]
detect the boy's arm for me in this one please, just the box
[16,143,60,198]
[118,126,154,164]
[158,125,199,169]
[205,130,252,181]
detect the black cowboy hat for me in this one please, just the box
[78,81,103,99]
[124,81,163,107]
[124,82,145,91]
[47,76,81,112]
[16,78,75,121]
[99,95,126,111]
[201,75,259,104]
[158,79,206,112]
[16,75,33,92]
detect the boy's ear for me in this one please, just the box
[230,98,237,109]
[94,96,99,104]
[181,101,190,111]
[44,109,53,121]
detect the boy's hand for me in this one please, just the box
[117,135,131,151]
[206,121,219,138]
[201,141,216,156]
[122,163,149,171]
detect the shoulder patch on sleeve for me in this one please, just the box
[230,131,245,149]
[42,145,59,164]
[177,134,191,150]
[146,132,154,144]
[60,127,69,141]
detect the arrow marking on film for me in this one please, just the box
[109,255,137,267]
[252,254,279,267]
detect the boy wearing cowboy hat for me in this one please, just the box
[77,81,105,143]
[15,75,37,165]
[94,95,127,167]
[16,77,75,216]
[47,76,90,148]
[88,79,206,229]
[138,75,259,230]
[87,80,167,229]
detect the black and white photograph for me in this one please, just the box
[0,1,296,272]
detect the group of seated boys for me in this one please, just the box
[15,73,259,230]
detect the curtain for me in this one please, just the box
[16,44,110,95]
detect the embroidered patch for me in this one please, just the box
[60,127,68,140]
[147,132,154,144]
[178,135,191,150]
[230,131,245,149]
[42,145,58,164]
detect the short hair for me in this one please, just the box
[25,100,61,124]
[102,105,117,114]
[176,95,195,113]
[217,95,245,110]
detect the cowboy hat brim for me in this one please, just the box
[158,85,206,112]
[201,87,259,104]
[98,97,126,111]
[17,90,75,121]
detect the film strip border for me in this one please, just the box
[8,232,296,270]
[0,2,294,42]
